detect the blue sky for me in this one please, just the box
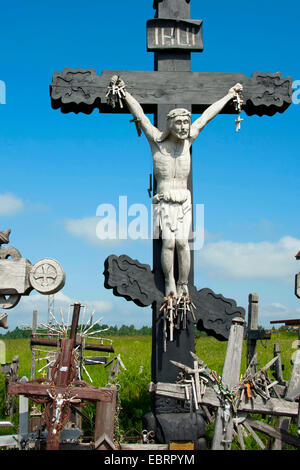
[0,0,299,330]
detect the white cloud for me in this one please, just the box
[64,216,124,247]
[65,217,100,245]
[196,236,300,281]
[260,302,298,323]
[270,302,289,312]
[64,213,152,249]
[0,192,24,215]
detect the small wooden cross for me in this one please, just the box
[8,302,117,450]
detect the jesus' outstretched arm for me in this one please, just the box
[124,91,161,142]
[190,83,243,141]
[108,77,162,143]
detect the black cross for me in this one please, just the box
[50,0,292,446]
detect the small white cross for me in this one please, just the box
[235,114,244,132]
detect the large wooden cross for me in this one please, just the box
[7,302,117,450]
[50,0,292,446]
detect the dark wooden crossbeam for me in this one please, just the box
[30,335,114,352]
[270,319,300,327]
[50,69,292,117]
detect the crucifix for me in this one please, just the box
[7,302,117,450]
[50,0,293,447]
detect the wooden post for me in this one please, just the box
[247,293,259,373]
[211,317,245,450]
[271,339,300,449]
[19,395,28,438]
[19,377,29,440]
[30,310,37,380]
[47,350,56,380]
[272,343,285,385]
[94,388,117,450]
[271,344,288,449]
[69,302,81,341]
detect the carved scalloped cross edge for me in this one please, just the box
[103,254,245,340]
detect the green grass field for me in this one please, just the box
[0,330,299,449]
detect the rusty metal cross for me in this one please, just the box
[8,302,117,450]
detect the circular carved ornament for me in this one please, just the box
[29,258,65,295]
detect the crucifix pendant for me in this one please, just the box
[233,91,244,132]
[235,114,244,132]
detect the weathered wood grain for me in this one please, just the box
[51,69,293,117]
[285,348,300,401]
[246,416,300,448]
[212,317,245,450]
[150,380,299,417]
[120,443,169,450]
[7,382,114,403]
[147,18,203,52]
[0,258,31,294]
[94,389,117,450]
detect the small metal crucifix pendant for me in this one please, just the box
[235,114,244,132]
[233,90,244,132]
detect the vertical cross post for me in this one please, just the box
[144,1,206,447]
[152,0,194,394]
[50,302,81,389]
[69,302,81,342]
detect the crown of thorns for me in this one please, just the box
[167,108,191,120]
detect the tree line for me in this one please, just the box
[0,324,152,339]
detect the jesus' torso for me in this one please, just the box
[150,138,191,194]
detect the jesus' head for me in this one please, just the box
[157,108,191,142]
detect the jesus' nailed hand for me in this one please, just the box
[107,76,243,299]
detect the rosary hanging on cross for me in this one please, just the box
[106,75,142,138]
[233,89,244,132]
[106,75,126,109]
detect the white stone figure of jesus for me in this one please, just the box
[47,389,78,435]
[109,77,243,298]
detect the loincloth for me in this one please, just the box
[152,189,192,240]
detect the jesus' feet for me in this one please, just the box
[177,282,189,297]
[164,278,177,298]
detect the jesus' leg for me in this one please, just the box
[161,236,177,297]
[175,238,190,296]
